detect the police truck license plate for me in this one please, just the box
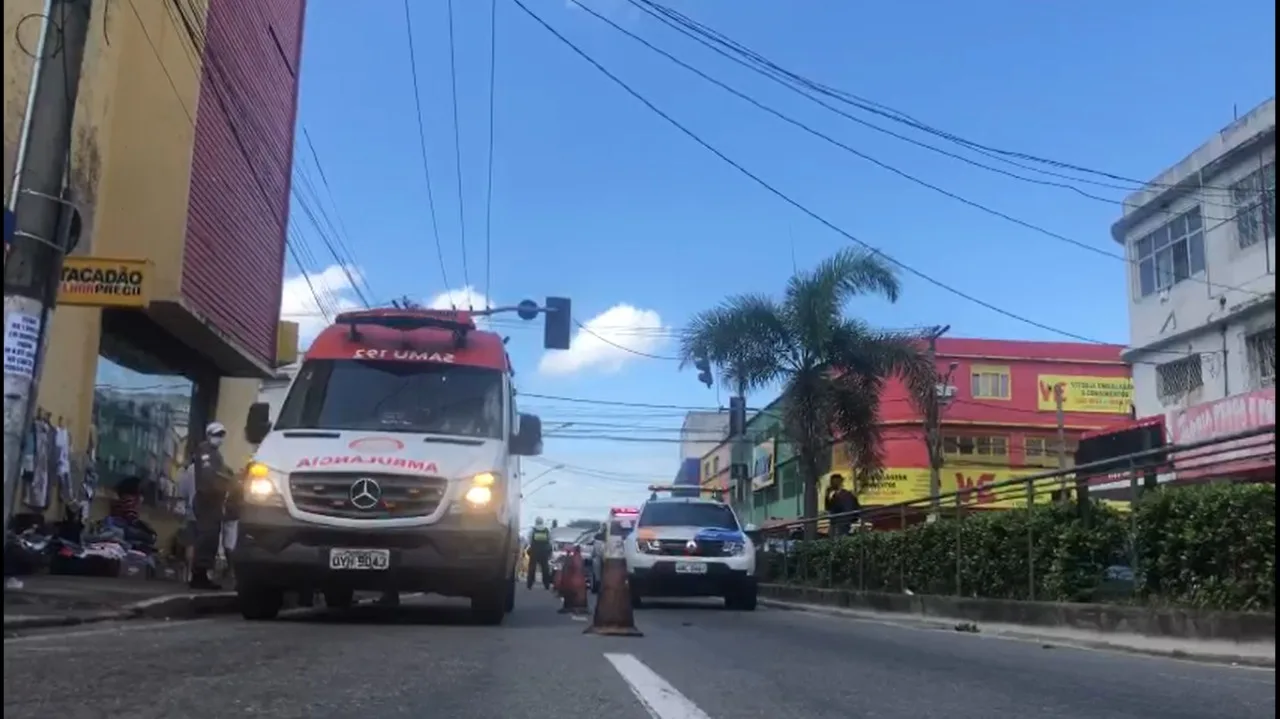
[674,562,707,575]
[329,549,390,570]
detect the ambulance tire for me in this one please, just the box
[472,579,507,625]
[238,582,283,621]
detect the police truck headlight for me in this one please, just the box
[641,539,662,554]
[722,541,746,556]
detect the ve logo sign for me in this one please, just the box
[954,472,998,505]
[1039,381,1066,404]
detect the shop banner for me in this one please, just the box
[750,438,775,491]
[1037,374,1134,414]
[58,257,152,308]
[829,465,1096,510]
[1170,388,1275,480]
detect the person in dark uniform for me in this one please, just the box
[825,473,861,539]
[189,421,233,590]
[526,517,553,590]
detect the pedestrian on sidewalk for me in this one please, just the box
[189,422,232,590]
[824,474,860,539]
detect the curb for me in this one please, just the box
[4,591,239,632]
[760,598,1277,669]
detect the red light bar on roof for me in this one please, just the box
[610,507,639,516]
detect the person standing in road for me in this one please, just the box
[189,421,233,590]
[526,517,553,590]
[825,473,861,539]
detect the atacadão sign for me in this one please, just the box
[58,257,152,308]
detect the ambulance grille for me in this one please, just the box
[288,472,448,519]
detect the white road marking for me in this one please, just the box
[606,652,713,719]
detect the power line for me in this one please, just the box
[482,0,499,308]
[510,0,1224,363]
[629,0,1243,197]
[573,319,681,360]
[445,0,472,300]
[575,1,1259,298]
[402,0,454,304]
[518,392,723,411]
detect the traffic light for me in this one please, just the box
[694,352,713,388]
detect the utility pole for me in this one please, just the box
[2,0,93,532]
[923,325,951,521]
[728,377,748,520]
[1054,383,1069,500]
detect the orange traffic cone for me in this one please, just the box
[558,548,589,616]
[585,556,642,637]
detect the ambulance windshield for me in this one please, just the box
[275,359,505,439]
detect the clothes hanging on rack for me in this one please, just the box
[23,416,52,511]
[53,424,72,510]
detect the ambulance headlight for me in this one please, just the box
[243,462,283,506]
[464,485,493,506]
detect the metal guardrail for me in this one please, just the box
[752,424,1276,603]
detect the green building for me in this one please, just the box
[726,396,830,527]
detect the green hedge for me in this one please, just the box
[762,483,1275,612]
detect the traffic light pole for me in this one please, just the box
[2,0,92,532]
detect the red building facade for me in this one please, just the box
[830,338,1135,508]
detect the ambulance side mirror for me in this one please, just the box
[245,402,272,445]
[593,532,605,542]
[512,413,543,456]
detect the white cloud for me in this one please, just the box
[427,286,491,313]
[280,264,363,348]
[538,303,668,376]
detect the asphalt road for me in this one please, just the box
[3,589,1273,719]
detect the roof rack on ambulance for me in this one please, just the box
[335,296,575,351]
[646,485,728,501]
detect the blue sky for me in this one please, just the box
[281,0,1276,524]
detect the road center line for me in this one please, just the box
[605,652,713,719]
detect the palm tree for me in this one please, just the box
[679,248,937,537]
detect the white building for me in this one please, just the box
[258,355,303,422]
[1110,98,1275,425]
[679,410,730,461]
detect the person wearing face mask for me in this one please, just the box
[189,421,233,590]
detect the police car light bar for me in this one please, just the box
[646,485,727,496]
[610,506,639,516]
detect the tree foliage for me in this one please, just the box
[679,249,936,534]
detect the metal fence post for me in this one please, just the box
[954,490,964,597]
[1026,477,1036,601]
[898,504,906,593]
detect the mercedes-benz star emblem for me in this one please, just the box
[349,478,382,510]
[685,539,698,553]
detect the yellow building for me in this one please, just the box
[3,1,302,522]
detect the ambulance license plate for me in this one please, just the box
[329,548,391,571]
[674,562,707,575]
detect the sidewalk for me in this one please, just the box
[4,574,238,631]
[759,584,1276,668]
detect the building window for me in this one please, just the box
[1231,162,1276,249]
[1024,435,1077,468]
[712,456,720,475]
[970,365,1011,399]
[1247,327,1276,389]
[944,435,1009,458]
[1133,207,1206,298]
[1156,355,1204,404]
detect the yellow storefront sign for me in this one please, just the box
[58,257,152,308]
[1036,374,1134,414]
